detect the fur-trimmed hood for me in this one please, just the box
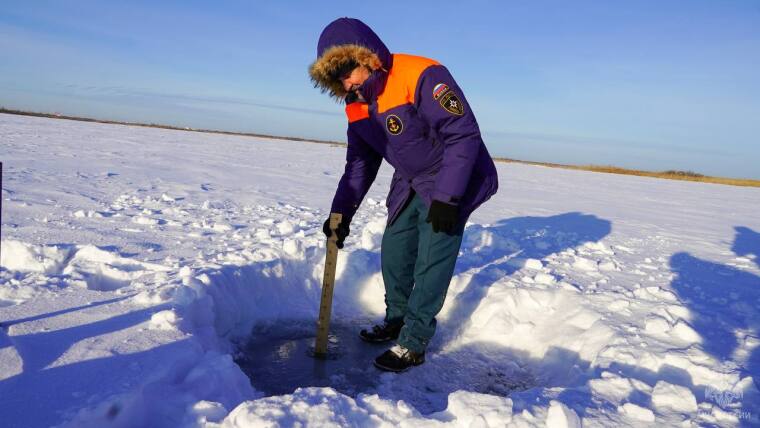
[309,18,392,100]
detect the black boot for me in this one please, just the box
[359,321,403,343]
[374,344,425,372]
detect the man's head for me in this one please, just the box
[340,64,372,94]
[309,18,390,101]
[325,58,371,94]
[309,43,381,100]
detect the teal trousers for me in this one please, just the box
[381,193,465,353]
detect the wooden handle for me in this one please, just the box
[314,212,343,357]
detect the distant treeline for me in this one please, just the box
[2,107,757,188]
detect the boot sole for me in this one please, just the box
[359,333,397,343]
[373,357,425,373]
[358,328,401,343]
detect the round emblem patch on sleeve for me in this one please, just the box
[386,114,403,135]
[439,91,464,116]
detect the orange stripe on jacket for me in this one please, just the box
[377,54,439,114]
[345,102,369,123]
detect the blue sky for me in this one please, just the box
[1,1,759,178]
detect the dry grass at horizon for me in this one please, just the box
[495,158,760,188]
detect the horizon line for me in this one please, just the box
[1,107,758,187]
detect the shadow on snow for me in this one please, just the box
[0,299,174,428]
[669,226,760,425]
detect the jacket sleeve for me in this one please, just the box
[415,65,482,206]
[330,126,382,221]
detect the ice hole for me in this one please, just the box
[234,319,383,397]
[233,318,535,414]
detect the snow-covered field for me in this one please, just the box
[1,112,759,427]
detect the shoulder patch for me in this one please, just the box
[432,83,450,100]
[386,114,403,135]
[439,91,464,116]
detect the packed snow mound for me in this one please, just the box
[65,245,170,291]
[1,240,72,274]
[0,240,169,297]
[2,113,760,427]
[216,388,525,427]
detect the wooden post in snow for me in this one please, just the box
[314,212,342,358]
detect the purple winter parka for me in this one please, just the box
[310,18,498,226]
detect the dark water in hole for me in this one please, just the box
[234,318,537,414]
[234,319,386,397]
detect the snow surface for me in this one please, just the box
[1,112,759,427]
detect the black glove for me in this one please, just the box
[323,217,350,249]
[426,200,459,234]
